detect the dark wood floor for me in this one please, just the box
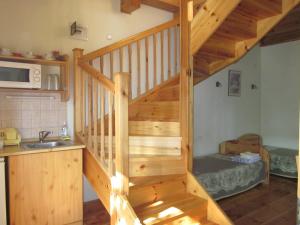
[83,176,297,225]
[218,176,297,225]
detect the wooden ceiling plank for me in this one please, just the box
[141,0,179,12]
[191,0,241,55]
[121,0,141,13]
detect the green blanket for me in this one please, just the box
[264,146,298,178]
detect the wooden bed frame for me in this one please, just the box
[219,134,270,185]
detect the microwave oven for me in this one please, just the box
[0,61,42,89]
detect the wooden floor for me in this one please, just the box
[218,176,297,225]
[83,176,297,225]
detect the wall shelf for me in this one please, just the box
[0,54,70,101]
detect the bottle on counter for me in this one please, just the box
[60,122,70,141]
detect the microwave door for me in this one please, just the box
[0,66,32,88]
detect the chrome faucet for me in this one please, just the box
[39,131,52,143]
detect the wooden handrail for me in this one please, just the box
[79,61,115,93]
[80,18,180,62]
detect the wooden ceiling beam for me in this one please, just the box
[121,0,141,14]
[191,0,241,55]
[141,0,179,12]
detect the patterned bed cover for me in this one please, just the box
[193,154,266,200]
[264,145,298,178]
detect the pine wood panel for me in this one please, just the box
[129,155,185,177]
[186,172,233,225]
[134,193,208,224]
[114,73,130,195]
[9,150,83,225]
[191,0,241,55]
[129,174,187,207]
[129,101,179,122]
[83,149,111,212]
[129,121,180,136]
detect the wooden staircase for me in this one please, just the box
[130,175,220,225]
[192,0,300,84]
[73,0,299,224]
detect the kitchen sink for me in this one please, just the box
[21,141,69,150]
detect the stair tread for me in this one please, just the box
[134,193,207,225]
[130,154,182,160]
[130,174,186,187]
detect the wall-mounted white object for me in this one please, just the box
[106,34,113,40]
[70,21,88,41]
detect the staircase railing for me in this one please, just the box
[74,49,140,224]
[73,18,180,224]
[78,18,180,100]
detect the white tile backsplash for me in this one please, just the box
[0,91,67,139]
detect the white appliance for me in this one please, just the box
[0,157,7,225]
[0,61,41,89]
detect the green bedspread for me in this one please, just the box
[264,146,298,178]
[193,154,265,200]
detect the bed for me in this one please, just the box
[264,145,298,178]
[193,134,270,200]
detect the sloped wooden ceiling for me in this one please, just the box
[261,5,300,46]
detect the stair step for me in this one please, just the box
[237,0,282,20]
[129,155,185,177]
[129,174,187,207]
[134,193,208,225]
[129,101,179,122]
[216,9,257,41]
[129,136,181,156]
[129,121,180,137]
[141,85,179,102]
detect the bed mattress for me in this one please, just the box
[193,154,266,200]
[264,145,298,178]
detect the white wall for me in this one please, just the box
[261,41,300,149]
[0,0,172,202]
[194,46,261,156]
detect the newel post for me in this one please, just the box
[180,0,194,172]
[114,72,130,196]
[73,48,84,136]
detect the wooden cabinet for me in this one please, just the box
[0,55,70,102]
[8,150,83,225]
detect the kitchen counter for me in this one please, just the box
[0,139,85,157]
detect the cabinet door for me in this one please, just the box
[9,150,83,225]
